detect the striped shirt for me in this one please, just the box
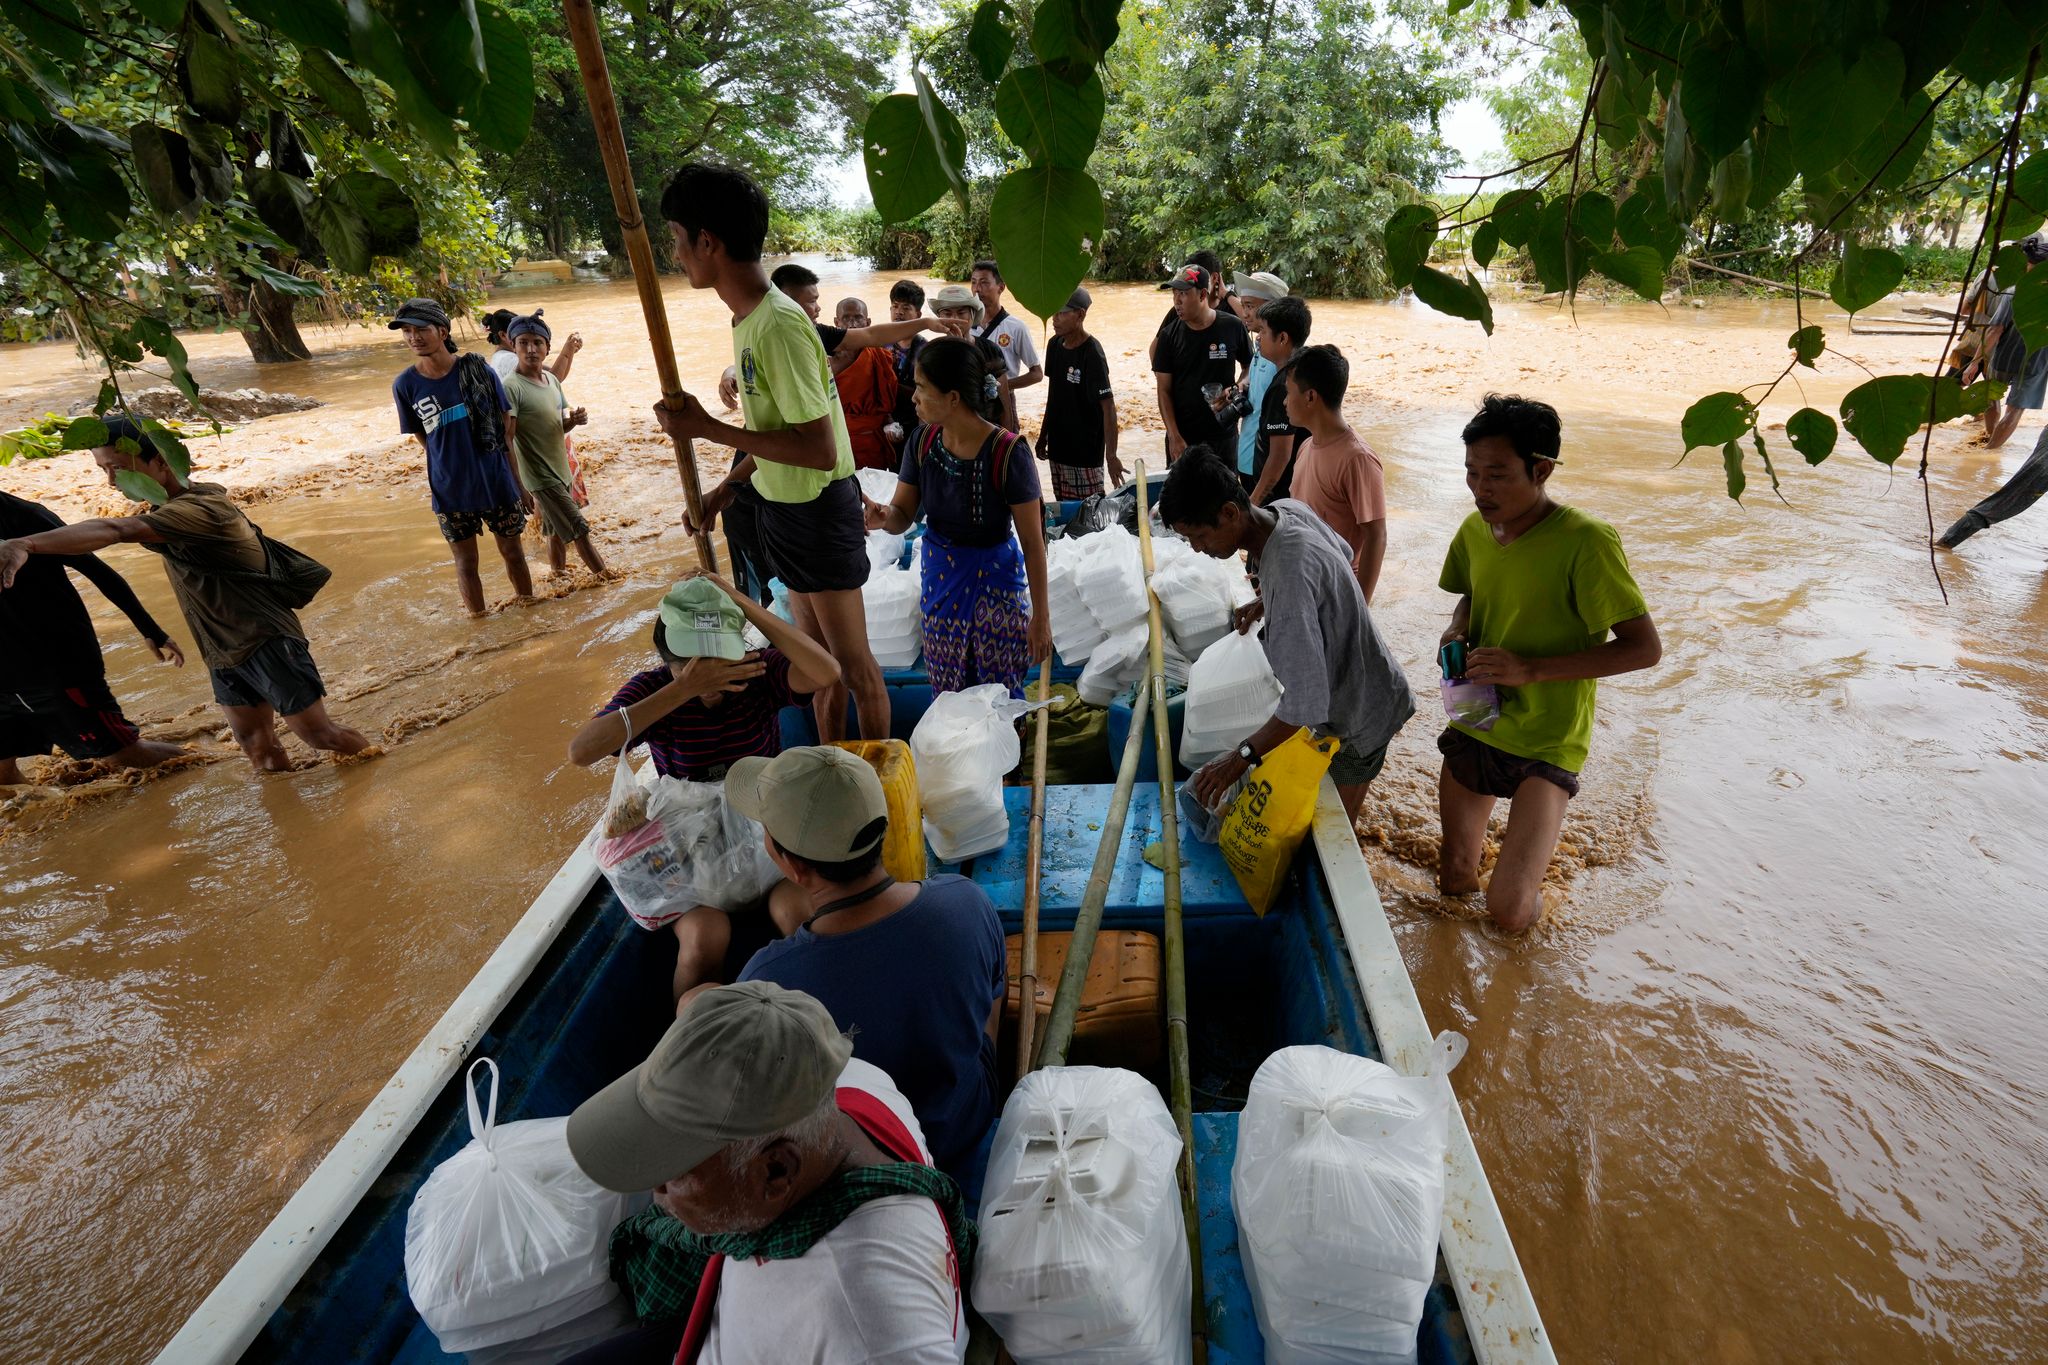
[598,650,805,779]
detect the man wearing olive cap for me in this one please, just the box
[569,981,973,1363]
[726,745,1005,1190]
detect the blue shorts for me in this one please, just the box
[210,636,327,716]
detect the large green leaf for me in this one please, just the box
[1527,194,1592,294]
[384,0,486,115]
[1789,325,1824,367]
[1748,121,1797,205]
[138,417,192,479]
[1409,265,1494,335]
[1681,391,1755,451]
[0,159,49,255]
[23,127,129,242]
[0,0,85,65]
[1471,222,1499,270]
[1490,189,1542,247]
[914,69,970,216]
[1839,373,1950,464]
[994,65,1103,169]
[1031,0,1120,77]
[1849,90,1935,195]
[988,165,1102,319]
[242,256,326,298]
[1783,41,1903,178]
[250,168,318,252]
[1381,203,1437,288]
[1663,83,1694,211]
[307,187,370,272]
[968,2,1016,83]
[180,29,243,125]
[114,470,171,505]
[60,415,109,450]
[1679,42,1766,161]
[1710,144,1752,223]
[178,114,236,200]
[130,123,198,217]
[2012,150,2048,219]
[1954,0,2041,86]
[1593,245,1665,300]
[296,47,375,140]
[1786,407,1837,464]
[2010,265,2048,352]
[1721,439,1746,502]
[236,0,350,53]
[1829,242,1903,314]
[1570,191,1616,247]
[469,1,533,155]
[132,315,200,407]
[326,170,420,256]
[1616,190,1681,265]
[864,93,954,223]
[348,0,458,159]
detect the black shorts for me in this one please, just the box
[436,502,527,542]
[0,677,141,761]
[756,476,869,595]
[210,636,328,716]
[1437,725,1580,800]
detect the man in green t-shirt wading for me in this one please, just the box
[649,162,886,741]
[1437,395,1661,933]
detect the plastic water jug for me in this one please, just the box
[976,1067,1191,1364]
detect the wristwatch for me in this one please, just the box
[1236,741,1259,765]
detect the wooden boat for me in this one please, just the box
[153,662,1552,1364]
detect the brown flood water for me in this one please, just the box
[4,264,2046,1362]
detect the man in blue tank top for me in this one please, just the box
[726,746,1005,1192]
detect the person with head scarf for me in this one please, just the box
[502,311,607,576]
[483,305,582,381]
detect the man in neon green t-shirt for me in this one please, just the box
[649,162,885,741]
[1437,395,1661,933]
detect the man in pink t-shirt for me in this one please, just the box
[1282,344,1387,602]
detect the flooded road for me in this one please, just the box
[4,265,2046,1361]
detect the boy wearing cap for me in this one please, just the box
[1037,288,1123,500]
[728,745,1005,1189]
[1225,272,1289,491]
[1436,395,1660,933]
[502,313,606,577]
[1153,264,1251,461]
[568,981,972,1363]
[570,572,840,998]
[390,298,536,615]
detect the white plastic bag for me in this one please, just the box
[405,1060,649,1354]
[912,683,1025,861]
[1149,555,1238,660]
[1180,629,1284,768]
[866,527,908,573]
[855,466,900,504]
[975,1067,1190,1364]
[1232,1036,1467,1365]
[592,739,781,928]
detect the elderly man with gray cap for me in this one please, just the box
[568,980,974,1364]
[718,744,1006,1192]
[928,283,1018,434]
[569,572,840,1000]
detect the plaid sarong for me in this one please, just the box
[1049,461,1106,501]
[609,1160,976,1323]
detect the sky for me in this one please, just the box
[821,92,1508,207]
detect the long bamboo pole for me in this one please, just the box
[1132,460,1206,1362]
[1013,657,1055,1077]
[562,0,719,572]
[1034,681,1151,1069]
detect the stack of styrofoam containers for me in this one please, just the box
[1048,537,1108,663]
[864,568,922,668]
[1179,630,1284,767]
[1078,628,1188,707]
[1149,550,1240,660]
[910,684,1020,861]
[1232,1037,1467,1365]
[975,1067,1191,1364]
[1079,525,1151,635]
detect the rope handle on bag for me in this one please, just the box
[465,1057,501,1165]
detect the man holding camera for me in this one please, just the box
[1152,264,1251,461]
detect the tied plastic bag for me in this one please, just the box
[405,1059,649,1354]
[975,1067,1191,1364]
[1219,728,1336,915]
[592,733,781,929]
[1436,642,1499,731]
[912,683,1030,861]
[1232,1036,1468,1365]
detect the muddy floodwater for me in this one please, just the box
[4,263,2046,1363]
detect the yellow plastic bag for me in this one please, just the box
[1218,728,1338,915]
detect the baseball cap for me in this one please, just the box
[656,578,746,661]
[1062,287,1093,312]
[388,298,451,331]
[567,981,854,1192]
[2023,233,2048,264]
[725,746,888,863]
[1165,264,1211,293]
[1231,270,1289,302]
[930,282,984,324]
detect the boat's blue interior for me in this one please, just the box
[243,773,1468,1364]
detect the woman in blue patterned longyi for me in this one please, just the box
[867,336,1051,694]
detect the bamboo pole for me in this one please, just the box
[1013,658,1054,1077]
[561,0,719,572]
[1132,460,1206,1362]
[1034,681,1151,1069]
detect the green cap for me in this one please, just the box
[657,578,745,660]
[567,981,853,1192]
[725,746,888,864]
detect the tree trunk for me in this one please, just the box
[221,264,313,363]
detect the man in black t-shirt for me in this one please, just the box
[1038,288,1123,500]
[1152,264,1251,460]
[1249,295,1313,504]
